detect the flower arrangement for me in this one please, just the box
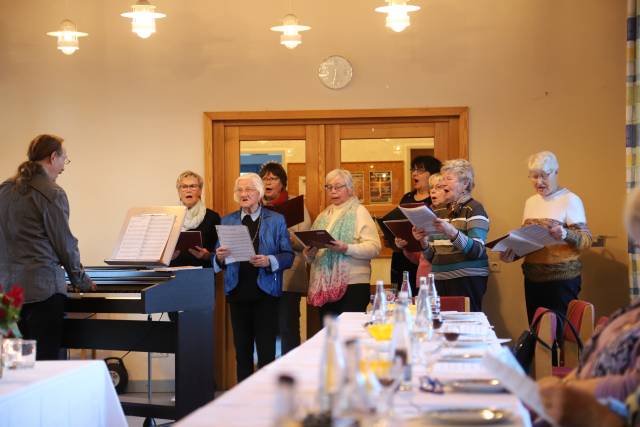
[0,285,24,338]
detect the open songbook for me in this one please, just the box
[398,204,440,235]
[486,224,565,257]
[105,206,187,266]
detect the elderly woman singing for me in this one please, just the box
[303,169,381,319]
[500,151,592,322]
[213,173,293,382]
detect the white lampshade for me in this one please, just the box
[46,19,88,55]
[270,14,310,49]
[121,0,166,39]
[375,0,420,33]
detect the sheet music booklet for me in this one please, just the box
[380,219,422,252]
[215,225,256,263]
[487,224,566,257]
[105,206,187,266]
[293,230,337,248]
[175,230,203,253]
[398,204,440,235]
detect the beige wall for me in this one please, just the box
[0,0,627,349]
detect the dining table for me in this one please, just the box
[0,359,127,427]
[177,311,532,427]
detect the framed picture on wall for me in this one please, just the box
[369,171,392,204]
[352,172,365,202]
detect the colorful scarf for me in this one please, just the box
[264,190,289,207]
[308,197,359,307]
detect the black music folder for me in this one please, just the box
[294,230,336,248]
[381,219,423,252]
[264,195,305,228]
[175,230,203,253]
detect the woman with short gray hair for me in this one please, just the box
[500,151,591,322]
[413,159,490,311]
[304,168,381,318]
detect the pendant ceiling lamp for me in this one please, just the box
[121,0,166,39]
[46,19,88,55]
[375,0,420,33]
[270,13,310,49]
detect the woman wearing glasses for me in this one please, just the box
[303,169,381,318]
[500,151,592,322]
[258,162,311,355]
[391,156,442,294]
[171,170,220,268]
[214,173,293,382]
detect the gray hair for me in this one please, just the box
[325,168,354,192]
[441,159,475,192]
[528,151,559,174]
[233,172,265,202]
[176,170,203,189]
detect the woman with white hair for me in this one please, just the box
[303,169,381,318]
[500,151,592,323]
[213,172,293,382]
[412,159,490,311]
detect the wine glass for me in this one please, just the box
[442,323,460,348]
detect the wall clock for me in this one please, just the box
[318,55,353,90]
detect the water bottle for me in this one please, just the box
[335,339,376,422]
[390,303,412,390]
[399,270,412,303]
[414,277,434,341]
[371,280,387,324]
[427,273,440,318]
[318,315,346,414]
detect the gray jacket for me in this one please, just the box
[0,172,92,303]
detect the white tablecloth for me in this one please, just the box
[0,360,127,427]
[177,312,532,427]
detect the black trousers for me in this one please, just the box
[435,276,487,312]
[278,291,301,355]
[319,283,371,319]
[18,293,66,360]
[524,276,581,324]
[228,295,278,383]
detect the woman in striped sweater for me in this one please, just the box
[500,151,592,323]
[413,159,490,312]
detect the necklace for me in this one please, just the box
[251,215,261,245]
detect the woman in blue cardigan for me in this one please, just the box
[213,173,293,382]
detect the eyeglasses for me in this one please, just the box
[234,187,258,195]
[528,171,553,181]
[324,184,347,191]
[64,157,71,165]
[410,167,428,173]
[179,184,200,190]
[262,176,280,182]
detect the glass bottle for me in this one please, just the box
[335,339,375,422]
[399,270,412,302]
[427,273,441,319]
[371,279,387,324]
[390,303,412,390]
[414,277,434,340]
[272,374,300,427]
[318,315,346,414]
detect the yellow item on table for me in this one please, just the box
[386,303,416,315]
[366,323,393,341]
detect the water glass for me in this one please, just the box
[3,338,36,369]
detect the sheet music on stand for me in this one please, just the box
[105,206,187,266]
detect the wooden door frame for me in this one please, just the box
[203,107,468,390]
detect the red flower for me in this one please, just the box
[6,285,24,308]
[1,295,9,306]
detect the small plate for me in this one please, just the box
[424,407,513,425]
[446,379,507,393]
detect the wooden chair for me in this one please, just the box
[531,307,558,379]
[562,299,595,369]
[440,296,470,312]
